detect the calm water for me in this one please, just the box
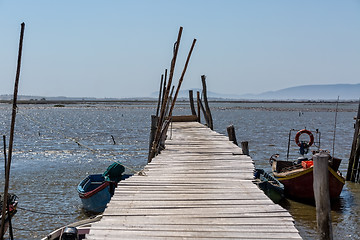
[0,101,359,239]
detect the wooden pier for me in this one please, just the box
[87,122,302,239]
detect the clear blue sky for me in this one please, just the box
[0,0,359,98]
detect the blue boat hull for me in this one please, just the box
[77,173,132,213]
[77,174,113,213]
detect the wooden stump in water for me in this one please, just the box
[313,152,333,240]
[241,141,249,156]
[226,125,238,146]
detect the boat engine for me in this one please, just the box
[61,227,78,240]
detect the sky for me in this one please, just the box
[0,0,359,98]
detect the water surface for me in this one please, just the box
[0,101,358,239]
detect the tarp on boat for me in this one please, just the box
[102,162,125,182]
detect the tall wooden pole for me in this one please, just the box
[148,27,182,162]
[2,137,13,240]
[155,75,164,117]
[168,38,197,117]
[313,152,333,240]
[3,136,6,173]
[161,69,168,107]
[0,22,25,239]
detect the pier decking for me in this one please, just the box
[87,122,302,239]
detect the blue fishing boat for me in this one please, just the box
[254,168,284,204]
[77,162,130,213]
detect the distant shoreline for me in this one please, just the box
[0,99,357,105]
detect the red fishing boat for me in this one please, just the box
[270,129,345,202]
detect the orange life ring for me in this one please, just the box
[295,129,314,147]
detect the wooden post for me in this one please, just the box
[226,125,238,146]
[313,152,333,240]
[111,135,116,145]
[241,141,249,156]
[156,74,164,117]
[189,90,196,116]
[201,75,213,130]
[0,22,25,239]
[148,115,158,157]
[347,99,360,181]
[198,95,208,125]
[2,136,13,240]
[196,91,201,122]
[353,134,360,182]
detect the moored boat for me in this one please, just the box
[270,129,345,202]
[41,215,102,240]
[253,168,284,203]
[0,193,18,236]
[77,162,130,213]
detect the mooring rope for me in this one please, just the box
[18,111,141,174]
[16,206,77,216]
[12,226,55,232]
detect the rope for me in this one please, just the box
[17,206,77,216]
[18,111,141,174]
[12,226,55,232]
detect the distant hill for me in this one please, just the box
[241,83,360,100]
[2,83,359,101]
[152,83,360,100]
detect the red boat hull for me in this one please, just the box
[277,166,344,201]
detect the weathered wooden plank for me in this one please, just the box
[88,224,300,232]
[87,122,301,240]
[87,229,302,239]
[100,199,274,205]
[96,215,297,224]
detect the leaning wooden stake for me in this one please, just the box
[313,152,333,240]
[2,136,13,240]
[198,95,208,125]
[156,74,164,117]
[0,22,25,239]
[168,38,197,117]
[148,27,182,162]
[110,135,116,145]
[189,90,196,116]
[160,69,167,107]
[201,75,213,130]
